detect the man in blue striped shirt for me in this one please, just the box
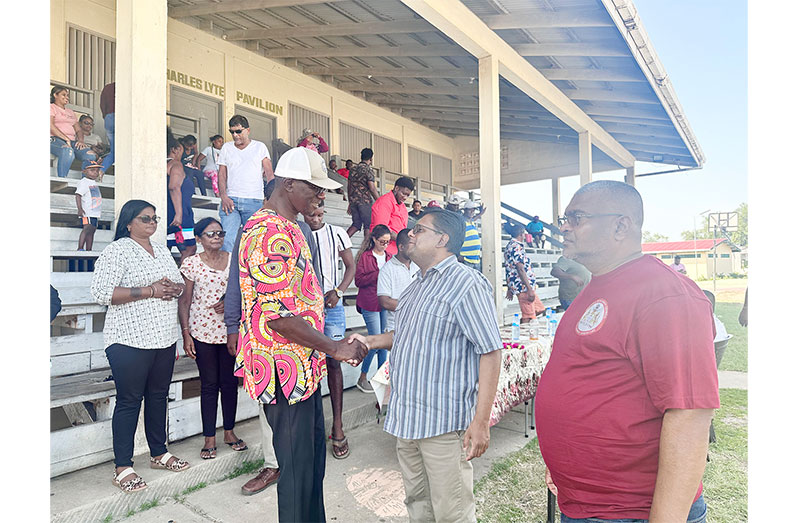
[350,208,503,522]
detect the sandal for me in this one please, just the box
[225,439,248,451]
[112,467,148,493]
[200,447,217,460]
[150,451,190,472]
[331,436,350,459]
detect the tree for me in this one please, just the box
[643,231,669,243]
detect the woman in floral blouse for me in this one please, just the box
[178,217,247,460]
[91,199,190,493]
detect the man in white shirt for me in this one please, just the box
[377,228,419,332]
[217,115,274,252]
[302,200,356,459]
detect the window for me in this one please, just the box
[721,254,730,258]
[660,254,671,259]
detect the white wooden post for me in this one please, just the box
[579,131,592,187]
[478,55,503,318]
[115,0,168,244]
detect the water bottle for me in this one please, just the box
[548,317,559,337]
[511,313,521,341]
[546,308,552,320]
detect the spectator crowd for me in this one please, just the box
[49,91,726,523]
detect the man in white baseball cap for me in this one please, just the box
[233,146,364,522]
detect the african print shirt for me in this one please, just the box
[504,238,536,295]
[347,161,376,205]
[234,208,327,405]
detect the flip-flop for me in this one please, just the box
[225,439,248,451]
[331,436,350,459]
[200,447,217,460]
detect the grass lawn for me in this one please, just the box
[475,390,748,522]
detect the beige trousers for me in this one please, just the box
[396,431,476,523]
[257,401,279,469]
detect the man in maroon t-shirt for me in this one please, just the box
[535,180,719,522]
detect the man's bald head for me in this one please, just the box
[573,180,644,229]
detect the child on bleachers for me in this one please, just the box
[179,135,207,196]
[75,161,103,251]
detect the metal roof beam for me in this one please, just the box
[261,44,471,58]
[169,0,347,18]
[483,8,613,29]
[305,66,644,83]
[225,20,434,41]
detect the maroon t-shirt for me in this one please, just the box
[535,255,720,520]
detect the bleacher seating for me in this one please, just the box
[49,150,561,477]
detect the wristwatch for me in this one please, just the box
[334,288,344,298]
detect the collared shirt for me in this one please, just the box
[504,238,536,294]
[384,255,503,440]
[371,191,409,255]
[233,208,326,405]
[91,237,182,349]
[347,161,376,205]
[376,256,419,332]
[460,220,481,262]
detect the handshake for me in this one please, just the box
[331,333,371,367]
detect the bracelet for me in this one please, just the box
[182,327,190,332]
[149,285,155,298]
[176,287,184,298]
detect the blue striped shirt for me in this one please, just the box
[384,255,503,440]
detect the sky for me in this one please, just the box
[499,0,748,242]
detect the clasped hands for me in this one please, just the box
[334,332,370,367]
[150,277,183,301]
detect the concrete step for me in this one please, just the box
[50,385,384,523]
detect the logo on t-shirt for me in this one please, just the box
[576,299,608,336]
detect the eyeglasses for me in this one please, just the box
[202,230,226,238]
[412,223,444,236]
[559,212,623,227]
[229,128,246,135]
[302,180,326,196]
[136,215,160,224]
[376,238,390,246]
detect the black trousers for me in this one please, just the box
[185,165,207,196]
[265,385,327,522]
[193,338,238,437]
[105,343,176,468]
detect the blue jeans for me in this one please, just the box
[219,196,263,252]
[101,112,115,173]
[360,309,388,374]
[50,136,97,178]
[324,301,346,341]
[560,494,707,523]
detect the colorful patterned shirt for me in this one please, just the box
[234,208,327,405]
[504,238,536,295]
[347,161,376,205]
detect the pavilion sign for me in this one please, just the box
[235,91,284,116]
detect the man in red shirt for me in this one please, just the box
[369,176,414,256]
[535,180,719,523]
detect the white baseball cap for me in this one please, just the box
[275,147,342,190]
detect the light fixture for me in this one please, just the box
[469,77,475,84]
[367,74,373,79]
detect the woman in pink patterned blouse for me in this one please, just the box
[178,217,247,460]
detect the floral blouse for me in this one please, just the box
[504,238,537,295]
[180,253,231,344]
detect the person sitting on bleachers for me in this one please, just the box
[75,160,103,251]
[76,115,108,179]
[297,128,329,154]
[167,128,197,264]
[180,135,208,196]
[525,215,545,248]
[50,86,98,178]
[337,159,353,179]
[196,135,224,196]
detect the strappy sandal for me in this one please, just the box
[200,447,217,460]
[330,436,350,459]
[150,451,190,472]
[225,439,248,451]
[112,467,148,493]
